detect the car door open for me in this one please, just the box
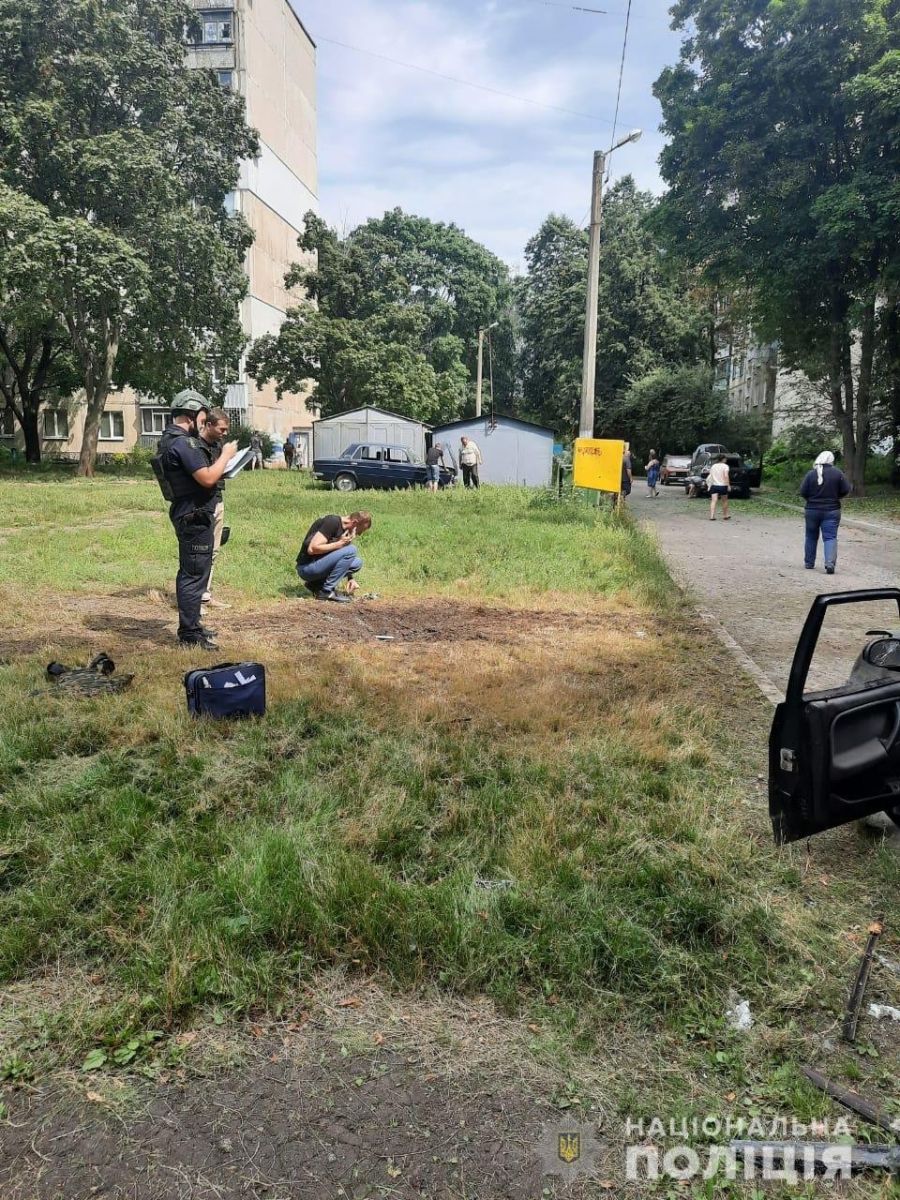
[769,588,900,843]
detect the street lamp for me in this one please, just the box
[476,321,499,418]
[578,128,642,440]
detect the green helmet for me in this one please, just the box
[171,388,209,416]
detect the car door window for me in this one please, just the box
[769,589,900,842]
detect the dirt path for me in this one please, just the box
[0,979,613,1200]
[635,485,900,696]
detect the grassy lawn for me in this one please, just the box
[759,475,900,524]
[0,469,898,1189]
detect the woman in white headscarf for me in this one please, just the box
[799,451,851,574]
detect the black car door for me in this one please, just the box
[769,589,900,843]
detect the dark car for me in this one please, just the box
[737,445,764,489]
[684,446,752,500]
[313,442,455,492]
[660,453,692,485]
[770,589,900,843]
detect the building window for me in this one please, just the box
[99,411,125,441]
[0,408,15,438]
[199,11,233,43]
[216,70,234,88]
[141,408,170,436]
[42,409,68,439]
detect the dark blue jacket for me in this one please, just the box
[800,464,851,510]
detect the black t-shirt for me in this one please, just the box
[201,437,224,498]
[425,446,443,466]
[298,514,344,566]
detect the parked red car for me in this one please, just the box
[660,453,691,485]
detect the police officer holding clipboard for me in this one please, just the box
[156,390,237,650]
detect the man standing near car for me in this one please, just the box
[458,436,483,488]
[159,391,237,649]
[425,442,446,493]
[296,511,372,602]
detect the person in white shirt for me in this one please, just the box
[707,455,730,520]
[458,436,483,488]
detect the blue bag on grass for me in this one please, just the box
[184,662,266,719]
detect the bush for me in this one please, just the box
[230,423,274,459]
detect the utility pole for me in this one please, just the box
[475,322,498,418]
[578,129,643,441]
[579,149,605,440]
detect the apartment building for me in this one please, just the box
[6,0,319,465]
[712,295,778,426]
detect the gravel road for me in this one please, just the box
[635,484,900,698]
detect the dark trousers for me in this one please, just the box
[172,508,214,640]
[461,463,480,488]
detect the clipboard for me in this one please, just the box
[223,445,254,480]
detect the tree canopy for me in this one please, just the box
[0,0,258,472]
[655,0,900,489]
[247,209,515,423]
[518,180,709,437]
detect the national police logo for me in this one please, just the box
[558,1132,580,1164]
[536,1120,606,1182]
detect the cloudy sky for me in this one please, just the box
[291,0,684,269]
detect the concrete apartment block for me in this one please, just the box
[9,0,320,464]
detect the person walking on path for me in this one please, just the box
[283,438,295,471]
[707,455,731,520]
[800,451,851,575]
[296,511,372,602]
[425,442,445,493]
[458,436,483,488]
[249,432,264,470]
[645,449,661,498]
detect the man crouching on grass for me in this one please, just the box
[296,511,372,603]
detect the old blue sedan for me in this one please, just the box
[313,443,456,492]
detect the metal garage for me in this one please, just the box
[431,415,555,486]
[312,407,429,462]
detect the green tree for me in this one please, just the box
[655,0,900,492]
[247,209,514,422]
[0,186,79,462]
[0,0,258,475]
[518,214,587,432]
[518,182,709,437]
[610,365,722,462]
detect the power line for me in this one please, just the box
[317,35,618,124]
[536,2,608,11]
[607,0,634,158]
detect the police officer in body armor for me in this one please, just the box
[159,390,238,650]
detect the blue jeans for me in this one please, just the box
[297,546,363,593]
[805,507,841,569]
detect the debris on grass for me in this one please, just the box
[725,997,753,1031]
[842,919,884,1043]
[800,1065,900,1135]
[868,1003,900,1022]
